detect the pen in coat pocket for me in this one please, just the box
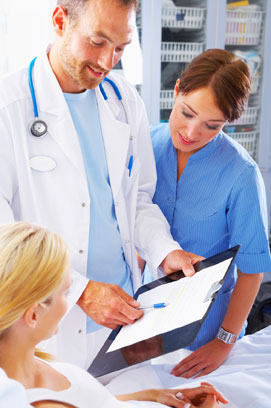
[128,155,133,177]
[137,302,170,310]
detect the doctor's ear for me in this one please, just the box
[23,304,40,329]
[174,79,180,100]
[52,6,68,36]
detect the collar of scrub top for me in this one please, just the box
[28,57,122,137]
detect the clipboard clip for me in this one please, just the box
[204,280,224,303]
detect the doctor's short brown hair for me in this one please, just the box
[57,0,138,22]
[177,48,252,123]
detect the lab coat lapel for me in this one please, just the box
[96,87,130,198]
[34,52,87,179]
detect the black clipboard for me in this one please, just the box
[88,245,240,378]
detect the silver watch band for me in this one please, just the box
[216,327,237,344]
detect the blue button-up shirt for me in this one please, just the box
[150,123,271,349]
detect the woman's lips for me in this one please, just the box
[178,132,196,145]
[87,65,104,78]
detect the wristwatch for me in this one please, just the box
[216,327,237,344]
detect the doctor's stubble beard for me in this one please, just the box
[58,38,110,91]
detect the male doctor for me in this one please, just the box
[0,0,202,368]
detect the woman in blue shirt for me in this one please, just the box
[149,49,271,378]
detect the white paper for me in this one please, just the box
[108,258,232,352]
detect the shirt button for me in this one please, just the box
[81,202,86,207]
[78,329,82,334]
[79,249,84,254]
[115,201,119,206]
[168,197,174,204]
[125,239,130,244]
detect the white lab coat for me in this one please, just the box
[0,50,180,367]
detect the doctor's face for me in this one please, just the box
[169,85,226,155]
[55,0,136,92]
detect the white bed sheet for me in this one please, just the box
[105,326,271,408]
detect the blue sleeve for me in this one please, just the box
[227,163,271,273]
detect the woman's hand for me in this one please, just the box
[171,338,234,378]
[116,382,228,407]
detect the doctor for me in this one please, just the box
[0,0,202,369]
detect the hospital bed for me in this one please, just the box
[105,326,271,408]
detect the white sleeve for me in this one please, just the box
[133,97,181,271]
[64,268,88,315]
[0,108,18,224]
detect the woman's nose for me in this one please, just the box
[186,122,200,140]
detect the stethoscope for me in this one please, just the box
[28,57,123,138]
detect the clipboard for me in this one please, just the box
[88,245,240,378]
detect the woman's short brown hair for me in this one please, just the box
[177,48,252,122]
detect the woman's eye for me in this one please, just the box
[206,124,219,130]
[182,110,193,118]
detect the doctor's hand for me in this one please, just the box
[160,250,204,277]
[77,281,143,329]
[170,338,234,378]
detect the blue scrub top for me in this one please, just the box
[150,123,271,350]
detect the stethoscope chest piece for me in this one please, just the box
[30,119,48,137]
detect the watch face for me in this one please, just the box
[218,328,236,344]
[220,331,228,342]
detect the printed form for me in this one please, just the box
[108,258,232,352]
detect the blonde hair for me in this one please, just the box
[0,222,69,337]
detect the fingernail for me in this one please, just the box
[175,392,184,400]
[184,404,191,408]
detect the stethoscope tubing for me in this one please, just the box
[28,57,123,137]
[28,57,39,119]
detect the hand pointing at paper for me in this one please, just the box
[78,280,143,330]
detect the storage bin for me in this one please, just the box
[160,90,174,110]
[229,131,258,158]
[161,42,204,63]
[161,7,205,29]
[230,107,259,125]
[251,76,261,94]
[226,10,263,45]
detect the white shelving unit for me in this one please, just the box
[161,6,205,29]
[140,0,271,228]
[225,9,264,45]
[161,42,204,62]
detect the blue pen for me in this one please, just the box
[137,302,170,310]
[128,155,133,177]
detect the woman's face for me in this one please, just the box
[169,85,226,155]
[37,267,72,340]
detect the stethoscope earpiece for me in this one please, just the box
[30,119,48,138]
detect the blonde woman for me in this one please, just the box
[0,222,227,408]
